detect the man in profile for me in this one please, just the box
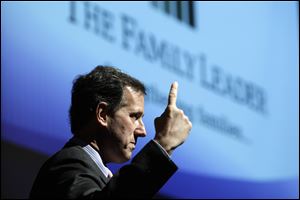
[30,66,192,198]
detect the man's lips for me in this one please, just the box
[130,142,136,150]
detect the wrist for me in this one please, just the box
[153,138,173,155]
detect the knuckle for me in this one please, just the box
[179,109,184,115]
[183,116,188,121]
[167,105,177,114]
[165,106,172,112]
[169,92,176,98]
[189,121,193,129]
[167,105,173,110]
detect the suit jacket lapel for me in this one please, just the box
[64,137,111,184]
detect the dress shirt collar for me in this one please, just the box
[70,137,113,178]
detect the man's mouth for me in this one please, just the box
[130,142,136,150]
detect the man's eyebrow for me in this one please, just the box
[118,99,129,108]
[133,111,143,114]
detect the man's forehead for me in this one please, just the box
[120,86,145,108]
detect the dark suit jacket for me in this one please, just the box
[29,139,177,199]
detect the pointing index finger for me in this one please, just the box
[168,81,178,106]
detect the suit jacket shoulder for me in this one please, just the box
[30,140,177,199]
[30,144,108,198]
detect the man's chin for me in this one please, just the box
[124,151,133,161]
[115,152,132,163]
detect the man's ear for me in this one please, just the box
[96,102,109,127]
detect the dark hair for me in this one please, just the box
[69,66,146,134]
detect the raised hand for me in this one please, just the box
[154,82,192,155]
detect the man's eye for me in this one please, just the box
[130,114,139,119]
[130,113,143,120]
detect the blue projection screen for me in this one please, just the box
[1,1,299,198]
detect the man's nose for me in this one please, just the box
[134,119,146,137]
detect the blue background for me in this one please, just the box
[1,1,299,198]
